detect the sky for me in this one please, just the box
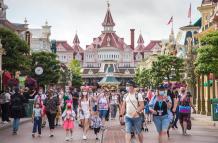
[5,0,202,48]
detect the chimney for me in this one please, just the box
[130,29,135,50]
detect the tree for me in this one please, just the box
[0,28,31,74]
[195,31,218,76]
[69,59,82,87]
[151,55,184,87]
[134,68,152,88]
[30,52,61,86]
[59,63,71,87]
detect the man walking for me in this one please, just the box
[121,80,144,143]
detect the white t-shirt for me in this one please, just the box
[110,95,118,105]
[125,93,143,118]
[5,93,11,103]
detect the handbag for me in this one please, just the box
[179,105,191,114]
[187,119,192,130]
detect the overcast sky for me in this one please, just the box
[5,0,202,48]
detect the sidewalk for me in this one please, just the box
[0,118,31,131]
[191,113,218,127]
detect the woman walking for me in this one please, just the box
[179,89,196,136]
[97,91,109,127]
[44,90,59,137]
[149,85,172,143]
[79,89,91,140]
[110,91,118,120]
[10,87,26,135]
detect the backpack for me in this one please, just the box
[0,93,7,104]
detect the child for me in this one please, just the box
[32,103,42,137]
[90,111,102,140]
[144,97,151,123]
[62,101,75,141]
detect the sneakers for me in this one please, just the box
[70,136,73,140]
[12,131,17,135]
[32,133,35,138]
[65,137,70,141]
[3,121,8,124]
[49,134,54,137]
[82,135,87,140]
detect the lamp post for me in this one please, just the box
[0,39,5,91]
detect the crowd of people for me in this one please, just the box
[0,80,196,143]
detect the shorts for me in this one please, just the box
[92,105,98,112]
[153,115,170,133]
[94,127,101,134]
[79,111,90,119]
[125,116,142,134]
[99,110,108,119]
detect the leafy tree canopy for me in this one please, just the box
[195,31,218,76]
[69,59,82,87]
[0,28,31,74]
[30,52,60,86]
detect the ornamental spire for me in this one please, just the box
[73,33,80,45]
[102,1,115,27]
[137,33,144,44]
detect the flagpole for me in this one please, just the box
[189,3,192,25]
[171,16,174,33]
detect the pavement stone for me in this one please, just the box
[0,115,217,143]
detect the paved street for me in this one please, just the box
[0,116,217,143]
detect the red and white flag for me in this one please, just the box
[188,3,191,18]
[167,16,173,25]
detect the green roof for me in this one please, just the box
[98,76,120,85]
[193,18,202,27]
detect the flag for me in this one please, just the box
[188,3,191,18]
[167,16,173,25]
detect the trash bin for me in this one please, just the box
[211,98,218,121]
[24,99,34,117]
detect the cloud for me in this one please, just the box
[5,0,202,48]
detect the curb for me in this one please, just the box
[0,118,31,131]
[191,116,218,127]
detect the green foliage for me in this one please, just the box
[30,52,60,86]
[0,28,31,74]
[134,68,152,88]
[59,64,70,86]
[151,55,184,87]
[134,55,184,88]
[195,31,218,76]
[69,59,82,87]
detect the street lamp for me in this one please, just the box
[0,39,5,91]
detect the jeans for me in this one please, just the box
[13,118,20,132]
[125,116,142,134]
[173,107,179,127]
[46,112,56,129]
[1,102,10,122]
[99,110,108,119]
[73,104,78,118]
[153,115,170,133]
[32,117,42,134]
[110,104,118,118]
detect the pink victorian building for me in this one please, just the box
[56,3,162,85]
[81,4,162,85]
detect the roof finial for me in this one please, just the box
[45,19,48,26]
[107,0,110,8]
[24,17,28,24]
